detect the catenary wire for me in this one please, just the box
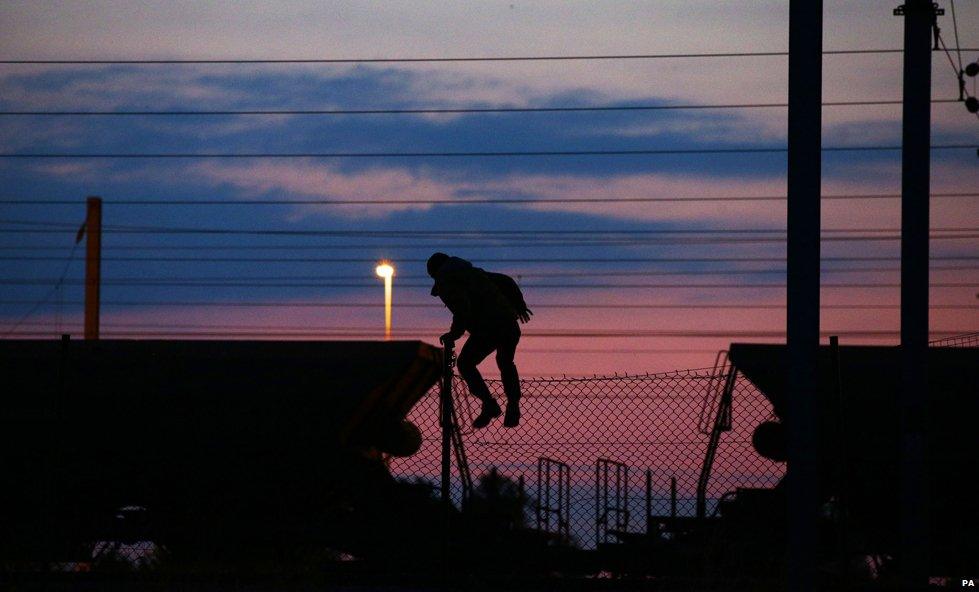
[3,191,977,206]
[0,243,81,338]
[4,265,977,279]
[2,255,976,264]
[9,48,978,65]
[2,218,976,235]
[0,144,975,159]
[0,279,976,289]
[0,99,965,117]
[3,236,977,248]
[1,329,972,340]
[1,300,974,311]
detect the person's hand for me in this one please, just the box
[517,308,533,324]
[439,332,457,346]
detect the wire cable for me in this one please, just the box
[1,255,975,264]
[2,299,974,311]
[3,191,977,206]
[0,99,966,117]
[1,144,975,159]
[5,264,976,279]
[3,235,977,247]
[950,0,964,73]
[2,218,976,235]
[8,48,974,66]
[0,242,81,338]
[5,48,979,65]
[0,278,976,289]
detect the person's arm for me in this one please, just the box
[437,280,469,343]
[441,315,466,344]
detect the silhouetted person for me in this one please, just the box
[427,253,532,428]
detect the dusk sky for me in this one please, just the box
[1,1,977,375]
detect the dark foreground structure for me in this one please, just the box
[0,339,442,569]
[1,337,976,589]
[727,343,978,580]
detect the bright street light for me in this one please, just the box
[375,261,395,340]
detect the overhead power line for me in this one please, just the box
[1,299,974,314]
[2,328,972,340]
[0,99,965,117]
[3,48,977,65]
[1,255,975,264]
[0,243,81,338]
[0,144,974,159]
[3,235,977,247]
[2,299,974,311]
[2,218,976,236]
[5,264,976,279]
[0,279,975,289]
[3,191,977,206]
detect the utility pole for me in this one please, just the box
[895,0,938,587]
[83,196,102,340]
[786,1,822,590]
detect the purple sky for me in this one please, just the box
[1,1,977,375]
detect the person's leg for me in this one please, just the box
[496,326,521,427]
[457,333,501,428]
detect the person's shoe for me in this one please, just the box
[503,399,520,428]
[472,399,502,429]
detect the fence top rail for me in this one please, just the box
[929,331,979,347]
[478,366,731,384]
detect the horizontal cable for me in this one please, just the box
[2,219,976,235]
[0,99,964,117]
[3,236,977,247]
[0,49,942,66]
[3,191,977,206]
[6,265,976,280]
[1,329,970,339]
[4,48,978,65]
[2,299,974,311]
[0,279,975,289]
[2,255,975,264]
[0,144,974,158]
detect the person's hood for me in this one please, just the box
[430,256,472,296]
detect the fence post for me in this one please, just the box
[670,476,678,520]
[440,342,455,506]
[645,469,652,535]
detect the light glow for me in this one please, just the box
[376,261,395,339]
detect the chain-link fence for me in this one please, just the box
[389,363,785,549]
[930,331,979,347]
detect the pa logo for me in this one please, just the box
[963,580,976,587]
